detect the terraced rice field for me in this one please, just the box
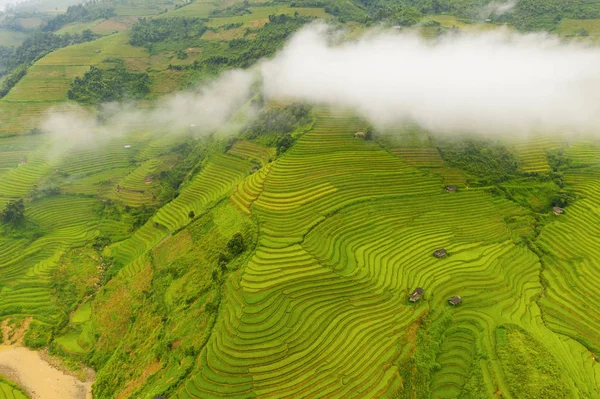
[158,0,215,18]
[108,152,254,271]
[205,6,331,28]
[512,136,565,174]
[0,196,98,323]
[0,379,28,399]
[162,109,600,398]
[4,33,149,104]
[556,18,600,36]
[537,161,600,357]
[0,102,54,136]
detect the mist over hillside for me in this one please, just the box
[43,23,600,156]
[1,1,600,399]
[262,24,600,137]
[1,0,81,11]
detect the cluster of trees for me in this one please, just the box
[367,4,423,26]
[191,14,313,71]
[129,17,208,51]
[508,0,600,31]
[0,29,99,98]
[0,199,25,226]
[0,65,27,98]
[243,103,312,155]
[67,59,150,104]
[287,0,600,30]
[0,29,98,76]
[0,8,50,32]
[43,4,116,32]
[159,139,212,203]
[210,1,251,17]
[437,139,520,185]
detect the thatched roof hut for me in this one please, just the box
[553,206,565,215]
[433,249,447,258]
[448,296,462,306]
[354,131,366,139]
[409,287,424,302]
[445,185,457,193]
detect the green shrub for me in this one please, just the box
[496,324,571,399]
[1,199,25,226]
[130,17,208,50]
[437,138,520,185]
[24,320,53,349]
[67,59,150,105]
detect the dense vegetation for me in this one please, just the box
[0,199,25,226]
[129,17,208,51]
[42,3,116,32]
[509,0,600,30]
[0,29,98,81]
[67,59,150,104]
[2,1,600,399]
[191,14,314,72]
[242,103,312,154]
[287,0,600,29]
[0,64,27,98]
[437,138,520,185]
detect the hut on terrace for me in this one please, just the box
[145,174,154,184]
[433,248,447,258]
[354,131,366,139]
[251,165,260,173]
[409,287,424,302]
[445,185,457,193]
[448,296,462,306]
[553,206,565,215]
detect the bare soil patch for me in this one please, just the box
[0,346,93,399]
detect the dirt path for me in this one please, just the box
[0,345,93,399]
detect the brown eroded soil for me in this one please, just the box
[0,318,94,399]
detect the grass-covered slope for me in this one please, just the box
[0,376,29,399]
[152,109,597,399]
[1,1,600,398]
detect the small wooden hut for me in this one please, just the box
[354,131,366,139]
[409,287,424,302]
[553,206,565,215]
[445,185,457,193]
[433,249,447,259]
[448,296,462,306]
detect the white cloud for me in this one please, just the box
[479,1,517,19]
[261,24,600,137]
[41,69,257,156]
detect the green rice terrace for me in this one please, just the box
[1,0,600,398]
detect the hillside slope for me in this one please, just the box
[2,1,600,398]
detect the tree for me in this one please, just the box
[227,232,245,256]
[188,210,195,219]
[1,199,25,225]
